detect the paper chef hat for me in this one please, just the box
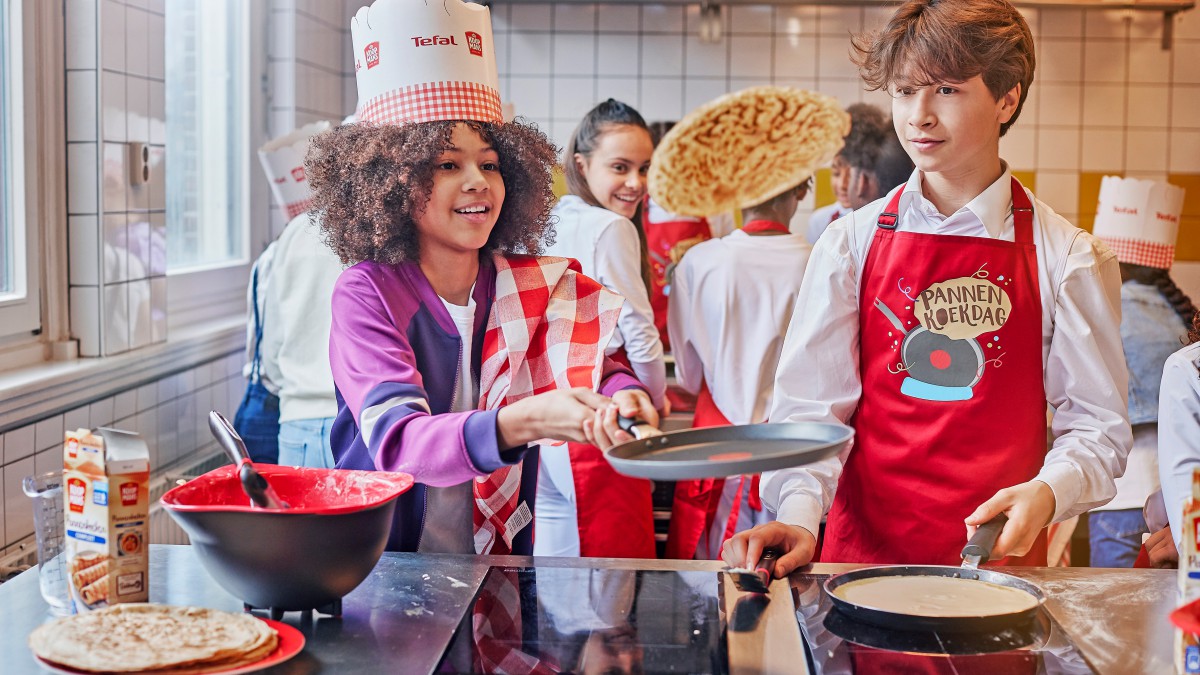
[351,0,502,126]
[1092,176,1185,269]
[257,121,332,219]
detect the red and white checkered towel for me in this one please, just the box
[471,569,559,674]
[472,254,623,555]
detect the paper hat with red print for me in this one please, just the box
[350,0,502,126]
[1092,176,1185,269]
[257,120,332,220]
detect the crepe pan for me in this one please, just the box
[602,417,854,480]
[822,516,1047,633]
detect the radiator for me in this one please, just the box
[148,446,229,545]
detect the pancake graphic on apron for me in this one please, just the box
[874,265,1012,402]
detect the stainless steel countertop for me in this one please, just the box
[0,546,1178,674]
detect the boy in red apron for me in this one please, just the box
[722,0,1132,576]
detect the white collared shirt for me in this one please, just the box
[763,167,1133,537]
[1157,342,1200,548]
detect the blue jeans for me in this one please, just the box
[277,417,336,468]
[1089,509,1148,568]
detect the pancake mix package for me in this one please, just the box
[1177,468,1200,673]
[62,428,150,612]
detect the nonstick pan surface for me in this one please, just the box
[823,565,1047,633]
[603,421,853,480]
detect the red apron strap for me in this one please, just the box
[1010,177,1033,245]
[742,219,791,235]
[876,187,904,230]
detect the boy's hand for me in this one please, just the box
[1146,526,1179,569]
[964,480,1056,559]
[497,387,613,447]
[721,522,816,578]
[589,390,658,450]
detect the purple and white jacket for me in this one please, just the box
[328,257,640,553]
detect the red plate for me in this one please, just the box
[35,618,305,675]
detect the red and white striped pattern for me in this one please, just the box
[1098,236,1175,269]
[358,81,503,126]
[283,197,313,220]
[471,569,558,674]
[472,254,622,555]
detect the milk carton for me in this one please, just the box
[1178,468,1200,673]
[62,428,150,611]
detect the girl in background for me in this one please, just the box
[536,99,667,559]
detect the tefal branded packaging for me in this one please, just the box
[1177,468,1200,673]
[63,428,150,612]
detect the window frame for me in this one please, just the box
[0,0,42,337]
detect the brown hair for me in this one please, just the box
[1120,263,1198,330]
[563,99,653,295]
[1190,310,1200,344]
[851,0,1035,137]
[306,119,558,265]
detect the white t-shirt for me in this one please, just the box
[416,292,478,554]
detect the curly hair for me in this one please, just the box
[1120,263,1198,330]
[839,103,890,173]
[1191,310,1200,345]
[306,119,558,265]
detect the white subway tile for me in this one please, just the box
[1083,39,1126,83]
[1128,40,1171,85]
[730,35,771,78]
[63,406,90,435]
[510,4,552,31]
[136,382,158,411]
[1174,42,1200,85]
[729,5,774,34]
[3,425,35,464]
[506,77,552,120]
[1172,86,1200,129]
[1081,83,1126,127]
[1168,130,1200,172]
[1036,129,1081,171]
[66,71,98,142]
[148,148,165,211]
[124,7,149,78]
[775,5,818,33]
[103,283,131,355]
[34,416,64,453]
[684,35,728,79]
[1084,9,1128,40]
[553,77,598,122]
[596,77,641,112]
[1000,127,1037,170]
[135,410,158,470]
[640,5,684,33]
[1126,84,1170,129]
[65,0,98,70]
[148,81,165,145]
[156,399,179,466]
[555,3,596,32]
[1123,127,1171,170]
[1036,40,1083,83]
[150,277,167,343]
[69,286,102,357]
[596,34,640,77]
[773,35,817,81]
[816,34,860,80]
[1041,8,1084,38]
[597,5,638,32]
[640,33,684,78]
[819,79,866,107]
[101,70,126,143]
[816,5,862,36]
[685,4,729,37]
[88,396,114,429]
[127,215,151,279]
[555,33,596,77]
[1176,9,1200,40]
[1034,171,1080,218]
[114,388,138,420]
[4,457,36,545]
[126,76,150,143]
[683,78,729,112]
[508,32,552,76]
[34,448,60,477]
[1037,84,1081,127]
[158,374,179,403]
[67,143,99,214]
[102,213,128,282]
[68,216,100,286]
[129,279,152,350]
[147,12,165,80]
[100,0,125,71]
[639,77,684,121]
[1080,129,1125,172]
[102,142,127,213]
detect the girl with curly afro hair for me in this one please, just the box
[307,116,658,556]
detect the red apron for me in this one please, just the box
[644,195,711,352]
[822,178,1048,566]
[567,349,657,559]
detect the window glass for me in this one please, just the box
[164,0,248,271]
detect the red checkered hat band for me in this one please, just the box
[359,81,503,126]
[1099,236,1175,269]
[283,197,313,220]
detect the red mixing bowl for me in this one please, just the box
[161,465,413,612]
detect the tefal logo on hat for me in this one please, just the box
[364,41,380,69]
[411,34,458,47]
[291,166,306,182]
[1112,205,1138,215]
[466,31,483,56]
[1158,211,1180,224]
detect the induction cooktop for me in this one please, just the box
[435,567,1096,674]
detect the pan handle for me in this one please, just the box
[962,513,1008,564]
[617,415,664,440]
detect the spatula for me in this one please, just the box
[208,411,290,509]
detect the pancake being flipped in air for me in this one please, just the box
[649,86,850,217]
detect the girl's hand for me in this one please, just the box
[722,522,816,578]
[496,387,613,448]
[964,480,1056,559]
[1146,526,1179,569]
[588,389,657,450]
